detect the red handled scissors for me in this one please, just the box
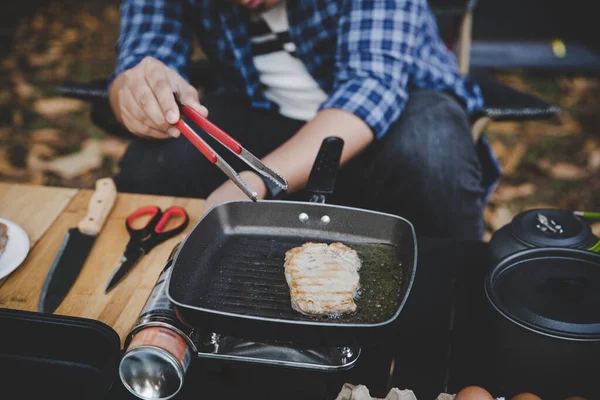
[104,205,189,293]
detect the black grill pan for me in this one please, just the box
[168,138,417,347]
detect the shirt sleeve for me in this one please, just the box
[319,0,426,139]
[111,0,193,82]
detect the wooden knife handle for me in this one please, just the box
[77,178,117,235]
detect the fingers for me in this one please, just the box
[117,57,180,139]
[119,85,169,139]
[143,58,180,124]
[180,91,208,117]
[170,71,208,118]
[121,108,170,139]
[130,75,169,130]
[113,57,206,140]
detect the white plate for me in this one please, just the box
[0,218,30,279]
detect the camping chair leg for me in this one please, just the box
[471,116,491,143]
[457,10,473,76]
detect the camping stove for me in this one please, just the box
[119,249,362,400]
[195,333,360,371]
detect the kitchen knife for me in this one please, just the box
[38,178,117,313]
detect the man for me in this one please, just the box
[109,0,493,239]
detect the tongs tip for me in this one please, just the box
[265,174,289,191]
[175,95,287,201]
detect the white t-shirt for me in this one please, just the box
[249,1,328,121]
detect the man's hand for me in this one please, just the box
[203,171,268,214]
[109,57,208,139]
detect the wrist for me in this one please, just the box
[239,171,268,199]
[108,75,124,124]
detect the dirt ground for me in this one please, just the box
[1,0,599,239]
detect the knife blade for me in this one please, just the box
[38,178,117,313]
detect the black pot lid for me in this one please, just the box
[486,248,600,339]
[511,208,595,248]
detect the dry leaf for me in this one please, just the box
[26,147,49,172]
[525,122,574,138]
[63,28,79,45]
[488,121,521,136]
[100,137,128,160]
[502,143,527,175]
[524,203,556,210]
[28,43,64,67]
[560,77,600,108]
[0,90,11,106]
[45,140,102,179]
[490,183,536,203]
[536,159,552,174]
[483,231,493,242]
[591,223,600,238]
[29,143,56,161]
[32,15,45,31]
[486,206,514,232]
[0,148,28,179]
[29,170,45,185]
[554,113,580,135]
[12,110,23,128]
[495,74,530,93]
[516,112,581,138]
[80,13,100,31]
[490,140,507,160]
[52,64,71,81]
[2,56,17,71]
[33,97,85,118]
[561,76,599,92]
[583,139,599,154]
[30,128,64,146]
[12,74,37,100]
[104,6,120,23]
[538,159,587,180]
[587,150,600,172]
[0,127,11,141]
[50,20,64,35]
[550,162,587,180]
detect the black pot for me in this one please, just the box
[484,248,600,399]
[489,208,599,262]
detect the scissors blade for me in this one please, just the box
[104,247,145,294]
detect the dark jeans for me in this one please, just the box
[114,90,485,239]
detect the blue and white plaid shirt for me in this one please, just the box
[114,0,484,139]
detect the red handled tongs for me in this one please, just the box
[173,97,288,201]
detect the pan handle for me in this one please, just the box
[305,137,344,204]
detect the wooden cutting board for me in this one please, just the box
[0,183,78,249]
[0,183,204,344]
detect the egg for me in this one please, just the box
[511,393,542,400]
[455,386,494,400]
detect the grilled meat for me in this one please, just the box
[284,242,361,316]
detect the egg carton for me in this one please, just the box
[334,384,507,400]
